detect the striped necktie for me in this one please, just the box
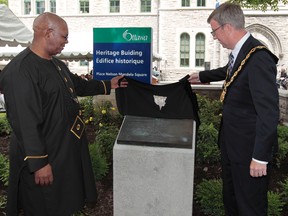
[228,53,234,77]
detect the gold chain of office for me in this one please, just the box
[220,45,268,103]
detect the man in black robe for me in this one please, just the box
[0,12,126,215]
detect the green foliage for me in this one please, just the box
[196,123,221,164]
[279,178,288,204]
[268,191,284,216]
[0,0,8,5]
[79,97,123,130]
[195,179,284,216]
[0,194,7,210]
[195,94,221,164]
[196,94,222,128]
[95,125,119,162]
[0,153,9,186]
[0,114,11,136]
[79,96,95,123]
[195,179,225,216]
[72,210,85,216]
[274,125,288,168]
[92,100,123,130]
[88,142,109,181]
[230,0,288,11]
[80,98,123,180]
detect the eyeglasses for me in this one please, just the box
[210,24,226,36]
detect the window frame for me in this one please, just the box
[50,0,56,13]
[197,0,206,7]
[181,0,190,7]
[24,0,31,15]
[110,0,120,13]
[36,0,45,14]
[141,0,151,12]
[180,33,190,67]
[195,33,205,67]
[80,0,90,13]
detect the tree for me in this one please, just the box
[0,0,7,5]
[230,0,288,11]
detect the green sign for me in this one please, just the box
[93,27,152,83]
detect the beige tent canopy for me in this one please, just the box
[0,4,32,47]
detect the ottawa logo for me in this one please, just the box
[122,30,148,42]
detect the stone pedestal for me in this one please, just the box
[113,115,196,216]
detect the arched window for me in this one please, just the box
[180,33,190,67]
[195,33,205,67]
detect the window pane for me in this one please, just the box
[180,33,190,67]
[197,0,206,7]
[36,0,45,14]
[110,0,120,13]
[80,0,89,13]
[195,33,205,67]
[182,0,190,7]
[80,60,88,66]
[141,0,151,12]
[50,0,56,13]
[24,0,31,15]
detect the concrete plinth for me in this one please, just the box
[113,116,196,216]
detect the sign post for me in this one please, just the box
[93,27,152,84]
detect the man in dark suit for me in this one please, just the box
[189,2,279,216]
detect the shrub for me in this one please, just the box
[274,124,288,168]
[0,114,11,136]
[0,194,7,210]
[195,179,284,216]
[196,94,222,128]
[268,191,284,216]
[195,178,224,216]
[88,142,109,181]
[0,153,9,186]
[95,125,119,162]
[279,178,288,204]
[196,123,220,164]
[79,96,95,124]
[92,100,123,130]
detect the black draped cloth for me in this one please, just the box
[115,75,200,127]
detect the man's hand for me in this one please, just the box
[250,160,267,177]
[188,72,201,84]
[111,75,128,89]
[34,164,53,186]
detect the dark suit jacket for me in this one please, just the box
[199,35,279,164]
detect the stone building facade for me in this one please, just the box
[6,0,288,81]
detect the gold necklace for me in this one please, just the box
[220,46,267,103]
